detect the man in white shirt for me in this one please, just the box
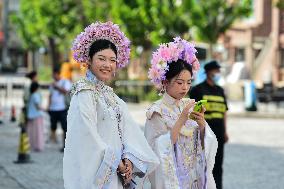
[48,68,72,152]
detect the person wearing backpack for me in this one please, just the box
[48,68,72,152]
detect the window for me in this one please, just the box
[281,49,284,68]
[235,48,245,62]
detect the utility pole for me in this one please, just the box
[1,0,9,71]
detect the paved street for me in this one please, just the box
[223,118,284,189]
[0,103,284,189]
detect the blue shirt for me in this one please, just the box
[28,92,43,119]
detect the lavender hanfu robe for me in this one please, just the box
[145,93,218,189]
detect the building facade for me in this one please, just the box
[0,0,28,74]
[222,0,284,86]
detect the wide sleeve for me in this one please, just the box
[119,101,159,188]
[144,108,180,189]
[204,123,218,189]
[63,90,121,189]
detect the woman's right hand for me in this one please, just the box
[180,99,195,122]
[171,99,195,144]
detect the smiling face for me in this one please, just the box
[165,69,192,100]
[89,48,117,82]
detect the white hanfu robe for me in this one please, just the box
[63,71,159,189]
[145,93,218,189]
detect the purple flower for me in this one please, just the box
[148,37,200,88]
[71,21,131,69]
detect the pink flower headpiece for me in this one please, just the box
[148,37,200,88]
[71,21,131,68]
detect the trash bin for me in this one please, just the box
[244,80,257,111]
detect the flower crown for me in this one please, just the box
[148,37,200,88]
[71,21,131,68]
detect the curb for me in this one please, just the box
[228,112,284,119]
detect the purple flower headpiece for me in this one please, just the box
[148,37,200,89]
[71,21,131,69]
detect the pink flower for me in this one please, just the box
[148,67,160,80]
[159,47,171,61]
[72,21,131,69]
[148,37,200,88]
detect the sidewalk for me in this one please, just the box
[227,101,284,119]
[1,103,284,189]
[0,121,64,189]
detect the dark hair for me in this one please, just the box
[165,59,193,81]
[204,60,220,73]
[53,67,60,74]
[25,71,37,79]
[30,82,39,93]
[89,39,117,59]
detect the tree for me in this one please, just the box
[11,0,111,69]
[182,0,252,58]
[275,0,284,9]
[111,0,189,52]
[109,0,191,80]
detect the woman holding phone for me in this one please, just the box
[145,37,218,189]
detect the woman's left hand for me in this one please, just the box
[118,159,133,185]
[123,159,133,184]
[190,106,206,131]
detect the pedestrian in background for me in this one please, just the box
[190,60,229,189]
[23,71,38,107]
[22,71,38,126]
[27,82,44,152]
[48,68,72,152]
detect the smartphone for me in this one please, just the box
[193,100,207,112]
[189,100,207,119]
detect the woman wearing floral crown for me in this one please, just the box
[145,37,218,189]
[63,21,159,189]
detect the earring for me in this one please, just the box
[158,85,165,96]
[86,63,90,69]
[112,72,116,77]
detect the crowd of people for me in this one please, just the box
[23,68,72,153]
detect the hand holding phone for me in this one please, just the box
[189,100,207,119]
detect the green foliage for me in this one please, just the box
[10,2,43,50]
[11,0,78,50]
[276,0,284,9]
[182,0,252,44]
[111,0,189,51]
[11,0,252,67]
[38,65,52,82]
[10,0,112,68]
[144,88,160,102]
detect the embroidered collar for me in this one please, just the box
[86,70,102,84]
[162,92,182,106]
[85,70,113,92]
